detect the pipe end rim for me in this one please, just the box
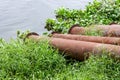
[68,24,81,34]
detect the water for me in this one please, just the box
[0,0,93,40]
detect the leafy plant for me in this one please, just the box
[17,30,30,40]
[45,0,120,33]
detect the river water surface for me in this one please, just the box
[0,0,93,40]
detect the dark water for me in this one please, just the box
[0,0,93,40]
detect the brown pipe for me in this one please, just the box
[68,24,85,35]
[109,22,118,25]
[52,33,120,45]
[27,32,120,61]
[68,24,120,37]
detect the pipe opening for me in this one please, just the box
[109,22,118,25]
[24,32,39,41]
[26,32,39,38]
[49,31,60,37]
[68,24,80,34]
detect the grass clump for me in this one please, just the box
[0,39,66,79]
[0,38,120,80]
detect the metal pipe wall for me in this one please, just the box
[68,25,120,37]
[52,33,120,45]
[27,33,120,61]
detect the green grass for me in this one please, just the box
[0,38,120,80]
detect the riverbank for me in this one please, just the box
[1,37,120,80]
[0,0,120,79]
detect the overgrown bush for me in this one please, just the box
[45,0,120,33]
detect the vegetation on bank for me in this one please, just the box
[1,38,120,80]
[45,0,120,33]
[0,0,120,79]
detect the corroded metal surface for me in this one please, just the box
[68,24,120,37]
[52,33,120,45]
[27,33,120,61]
[68,24,85,35]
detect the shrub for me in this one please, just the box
[45,0,120,33]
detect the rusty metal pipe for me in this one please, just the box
[27,32,120,61]
[68,24,120,37]
[52,33,120,45]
